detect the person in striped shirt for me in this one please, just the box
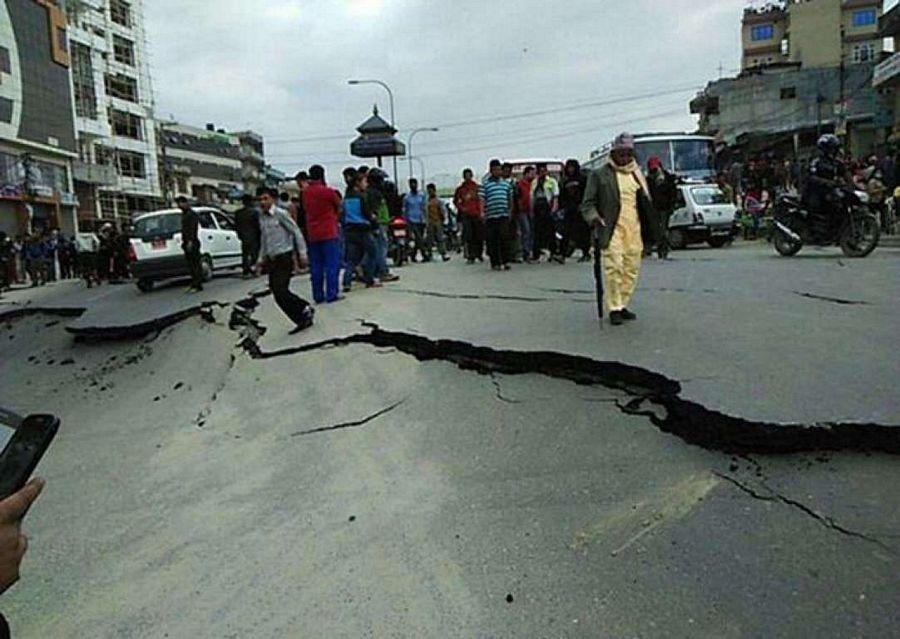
[479,159,515,270]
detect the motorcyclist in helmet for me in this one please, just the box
[803,134,849,241]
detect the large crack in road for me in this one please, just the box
[6,293,899,459]
[230,304,900,458]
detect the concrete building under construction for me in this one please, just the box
[64,0,163,227]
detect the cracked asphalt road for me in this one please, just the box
[0,242,898,638]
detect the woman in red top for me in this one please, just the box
[301,165,342,303]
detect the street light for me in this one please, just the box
[409,156,426,187]
[407,127,438,184]
[348,79,398,182]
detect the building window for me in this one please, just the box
[109,109,143,139]
[117,151,145,178]
[853,43,875,63]
[751,24,774,41]
[71,43,97,119]
[95,146,115,166]
[112,35,135,66]
[110,0,132,28]
[852,9,877,28]
[104,73,138,102]
[780,87,797,100]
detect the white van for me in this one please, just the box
[129,207,242,292]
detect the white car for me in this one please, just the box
[129,207,242,292]
[668,184,740,249]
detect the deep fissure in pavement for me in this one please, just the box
[230,303,900,458]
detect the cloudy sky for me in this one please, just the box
[145,0,754,186]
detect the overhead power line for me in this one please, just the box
[264,81,703,145]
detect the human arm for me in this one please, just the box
[0,478,44,595]
[580,170,604,228]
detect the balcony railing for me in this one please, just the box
[72,161,118,186]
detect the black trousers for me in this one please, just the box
[462,216,484,260]
[485,217,511,267]
[268,252,310,327]
[532,207,557,260]
[183,243,204,288]
[241,239,259,275]
[657,209,673,258]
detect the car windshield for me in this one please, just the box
[690,187,730,206]
[132,213,181,238]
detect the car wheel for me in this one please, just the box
[136,278,154,293]
[708,237,728,248]
[201,255,213,282]
[668,229,686,250]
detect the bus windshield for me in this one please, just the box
[634,141,673,173]
[673,139,715,180]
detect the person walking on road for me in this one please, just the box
[302,165,342,304]
[176,197,204,293]
[454,168,484,263]
[365,168,399,282]
[342,172,380,291]
[402,179,427,263]
[531,162,560,263]
[480,159,515,271]
[255,187,314,333]
[234,194,261,278]
[581,132,658,326]
[425,183,450,262]
[515,166,535,263]
[646,155,678,259]
[560,159,590,262]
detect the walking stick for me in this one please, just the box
[592,225,604,325]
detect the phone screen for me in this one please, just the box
[0,415,59,501]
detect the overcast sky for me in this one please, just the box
[145,0,755,186]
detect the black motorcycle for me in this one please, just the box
[772,188,880,258]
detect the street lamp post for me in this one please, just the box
[407,127,438,184]
[410,156,426,187]
[348,79,398,183]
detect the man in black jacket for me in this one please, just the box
[176,196,203,292]
[234,194,260,278]
[646,156,678,259]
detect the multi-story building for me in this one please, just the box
[873,3,900,140]
[0,0,79,236]
[742,0,883,71]
[160,123,244,204]
[235,130,265,195]
[742,5,790,70]
[64,0,162,227]
[695,0,889,158]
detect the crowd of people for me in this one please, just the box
[0,223,133,292]
[716,147,900,239]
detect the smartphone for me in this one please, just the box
[0,414,59,501]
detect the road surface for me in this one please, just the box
[0,241,898,638]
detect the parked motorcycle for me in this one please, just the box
[388,215,409,267]
[772,188,880,258]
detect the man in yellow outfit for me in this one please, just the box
[580,133,659,326]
